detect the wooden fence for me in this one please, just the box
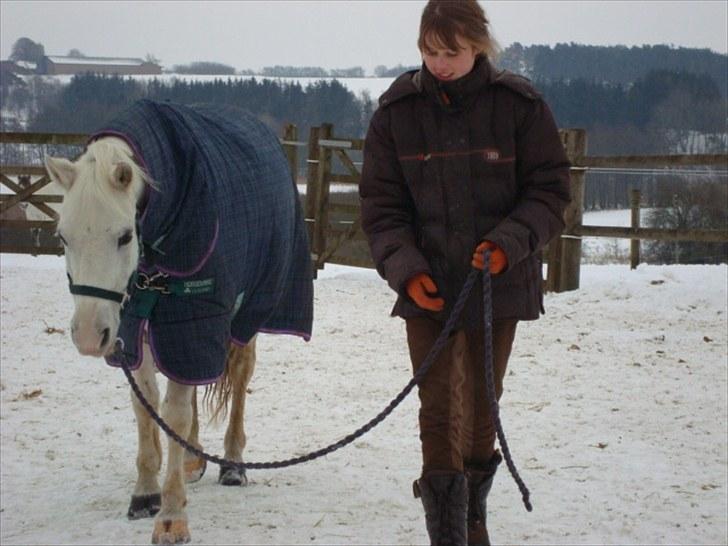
[2,129,727,292]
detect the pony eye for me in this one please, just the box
[117,230,133,248]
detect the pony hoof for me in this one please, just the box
[127,494,161,520]
[218,464,247,486]
[184,456,207,483]
[152,519,191,544]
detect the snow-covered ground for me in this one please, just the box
[1,251,726,545]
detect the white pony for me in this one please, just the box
[46,138,255,544]
[45,100,312,544]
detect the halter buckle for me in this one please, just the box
[134,271,171,294]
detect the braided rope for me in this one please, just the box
[122,255,532,511]
[481,250,533,512]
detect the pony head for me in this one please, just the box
[46,137,149,357]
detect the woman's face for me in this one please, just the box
[421,33,478,82]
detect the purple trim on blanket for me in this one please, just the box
[147,326,220,386]
[105,319,146,371]
[105,323,309,382]
[233,328,312,344]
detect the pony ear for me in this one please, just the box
[45,156,77,190]
[111,162,134,190]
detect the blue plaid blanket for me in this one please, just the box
[97,100,313,384]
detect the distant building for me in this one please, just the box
[0,59,36,76]
[37,55,162,76]
[13,60,38,73]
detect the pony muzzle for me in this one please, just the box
[71,305,118,357]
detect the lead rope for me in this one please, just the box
[122,252,531,511]
[481,250,532,512]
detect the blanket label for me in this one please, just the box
[169,278,215,296]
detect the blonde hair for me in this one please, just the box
[417,0,500,61]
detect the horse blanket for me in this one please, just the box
[97,99,313,384]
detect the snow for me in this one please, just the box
[45,56,149,67]
[1,252,727,545]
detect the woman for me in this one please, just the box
[359,1,571,544]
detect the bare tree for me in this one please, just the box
[145,53,161,65]
[645,177,728,264]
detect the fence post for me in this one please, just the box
[314,123,334,269]
[304,126,321,275]
[559,129,587,292]
[630,189,641,269]
[310,123,333,271]
[282,124,298,183]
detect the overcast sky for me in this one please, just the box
[1,1,726,73]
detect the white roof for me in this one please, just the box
[46,56,150,66]
[15,60,37,70]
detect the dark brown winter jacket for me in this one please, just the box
[359,56,571,326]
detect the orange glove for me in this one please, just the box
[406,273,445,311]
[472,240,508,274]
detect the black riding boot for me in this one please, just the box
[413,472,468,545]
[465,451,502,546]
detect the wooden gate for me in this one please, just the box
[303,123,372,272]
[0,133,86,255]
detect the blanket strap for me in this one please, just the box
[125,271,216,318]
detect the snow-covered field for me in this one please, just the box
[1,251,726,545]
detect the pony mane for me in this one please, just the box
[77,137,152,218]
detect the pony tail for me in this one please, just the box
[203,367,233,424]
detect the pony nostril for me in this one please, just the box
[100,328,110,349]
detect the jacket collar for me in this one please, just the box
[378,55,497,111]
[419,55,493,113]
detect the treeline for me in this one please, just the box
[498,43,728,97]
[23,73,373,147]
[374,64,419,77]
[260,66,365,78]
[17,68,724,156]
[171,62,236,75]
[243,44,726,87]
[538,69,726,155]
[9,66,726,173]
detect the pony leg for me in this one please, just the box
[152,381,194,545]
[183,388,207,483]
[219,337,257,486]
[128,344,162,520]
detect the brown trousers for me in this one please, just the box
[406,317,518,474]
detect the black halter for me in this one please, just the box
[67,273,129,304]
